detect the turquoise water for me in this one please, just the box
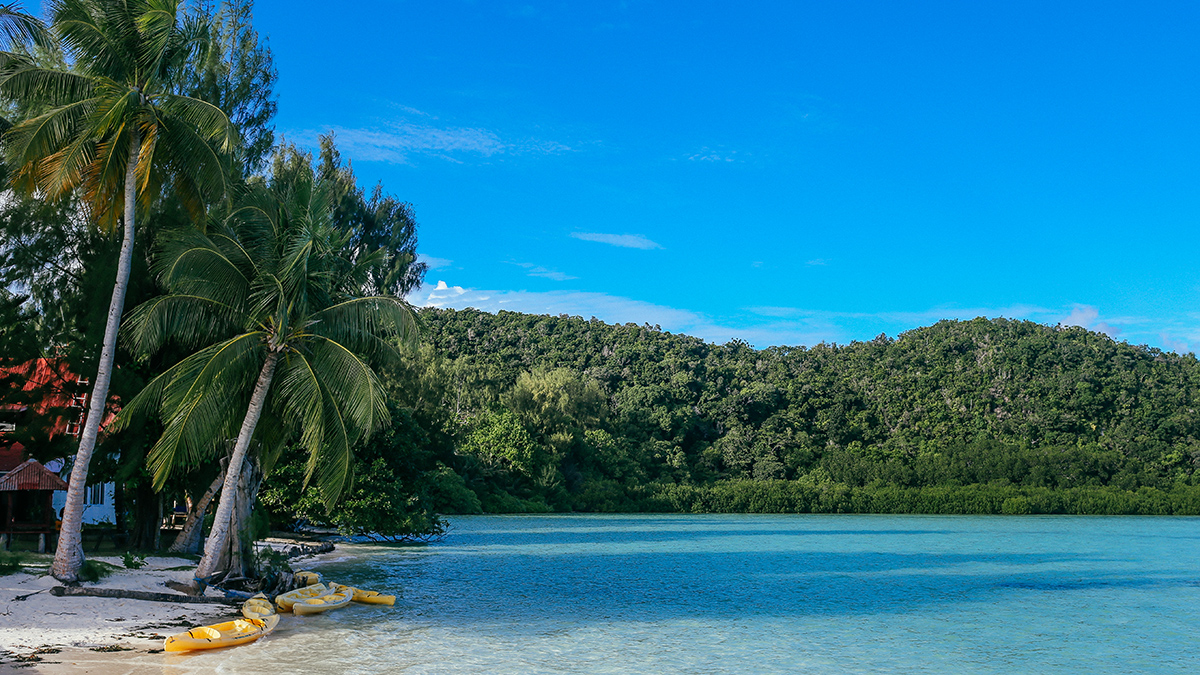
[169,515,1200,673]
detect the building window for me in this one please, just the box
[65,410,85,436]
[86,484,104,505]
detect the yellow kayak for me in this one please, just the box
[293,588,352,615]
[242,593,276,620]
[164,615,279,652]
[294,570,323,586]
[276,582,330,612]
[333,583,396,606]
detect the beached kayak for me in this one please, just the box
[292,588,352,615]
[275,582,330,612]
[163,615,279,652]
[333,583,396,606]
[294,570,323,586]
[242,593,276,620]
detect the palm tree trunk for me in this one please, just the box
[51,127,141,582]
[169,462,226,555]
[194,350,280,584]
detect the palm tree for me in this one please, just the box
[114,161,418,582]
[0,0,234,581]
[0,3,48,56]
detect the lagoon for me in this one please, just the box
[173,514,1200,673]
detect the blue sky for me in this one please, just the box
[255,1,1200,352]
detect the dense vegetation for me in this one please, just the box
[292,309,1200,525]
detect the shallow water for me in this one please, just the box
[169,514,1200,673]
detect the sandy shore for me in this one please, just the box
[0,556,238,674]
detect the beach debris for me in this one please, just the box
[32,647,60,655]
[49,586,240,605]
[12,588,47,602]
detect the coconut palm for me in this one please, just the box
[0,3,48,54]
[0,0,234,581]
[114,162,418,581]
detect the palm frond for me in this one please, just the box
[0,64,93,107]
[122,293,249,354]
[153,227,251,302]
[153,99,230,212]
[307,334,390,434]
[270,352,326,454]
[310,295,420,359]
[312,378,353,508]
[134,0,179,77]
[3,97,94,174]
[80,122,133,231]
[106,359,177,433]
[157,92,235,152]
[0,4,52,51]
[145,332,267,488]
[51,0,135,79]
[33,131,95,200]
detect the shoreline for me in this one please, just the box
[0,545,340,674]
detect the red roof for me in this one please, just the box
[0,442,24,472]
[0,459,68,491]
[0,358,117,442]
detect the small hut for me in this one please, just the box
[0,458,68,551]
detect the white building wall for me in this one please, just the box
[44,458,117,526]
[50,483,115,525]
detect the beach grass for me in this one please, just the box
[0,552,52,576]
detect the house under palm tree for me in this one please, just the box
[0,359,117,540]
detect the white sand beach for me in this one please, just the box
[0,556,240,673]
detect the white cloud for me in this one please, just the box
[418,254,453,270]
[569,232,663,250]
[317,124,504,164]
[530,269,576,281]
[806,258,828,266]
[686,147,740,162]
[409,277,848,347]
[292,106,572,165]
[1060,304,1121,337]
[510,261,577,281]
[411,281,700,328]
[1159,332,1194,355]
[746,306,804,318]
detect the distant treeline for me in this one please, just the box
[264,310,1200,532]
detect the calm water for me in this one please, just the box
[168,515,1200,673]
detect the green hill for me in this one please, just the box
[267,309,1200,529]
[413,309,1200,513]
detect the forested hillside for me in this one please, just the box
[265,309,1200,529]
